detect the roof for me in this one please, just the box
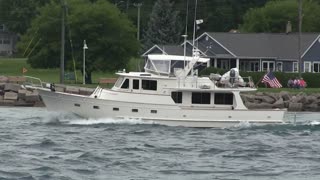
[147,54,210,63]
[205,32,320,59]
[142,42,195,57]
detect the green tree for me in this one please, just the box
[240,0,320,32]
[18,0,139,84]
[0,0,48,35]
[142,0,183,50]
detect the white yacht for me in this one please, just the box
[33,53,285,128]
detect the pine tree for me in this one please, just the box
[142,0,183,50]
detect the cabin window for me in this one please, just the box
[113,107,119,111]
[171,92,182,103]
[214,93,233,105]
[114,77,124,87]
[142,80,157,90]
[93,106,99,109]
[132,109,138,112]
[151,110,157,114]
[121,79,129,89]
[192,92,211,104]
[74,103,80,107]
[133,79,139,89]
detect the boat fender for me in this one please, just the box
[50,83,56,92]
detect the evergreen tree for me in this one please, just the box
[142,0,183,50]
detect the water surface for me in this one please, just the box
[0,107,320,180]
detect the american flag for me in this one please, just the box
[261,71,282,88]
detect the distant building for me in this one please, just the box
[143,32,320,73]
[0,24,18,57]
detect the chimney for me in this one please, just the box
[286,21,292,34]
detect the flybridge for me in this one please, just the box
[144,54,209,77]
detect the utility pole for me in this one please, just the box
[134,3,142,41]
[298,0,302,77]
[60,0,66,84]
[126,0,130,13]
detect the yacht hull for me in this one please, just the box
[38,88,285,128]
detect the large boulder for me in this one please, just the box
[272,97,285,109]
[288,102,303,111]
[14,99,34,107]
[18,89,27,100]
[4,83,21,93]
[255,95,276,104]
[303,103,320,112]
[0,83,5,90]
[25,91,40,102]
[279,91,291,101]
[4,92,18,100]
[0,99,15,106]
[305,95,316,104]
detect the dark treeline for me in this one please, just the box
[116,0,269,36]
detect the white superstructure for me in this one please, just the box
[35,53,285,128]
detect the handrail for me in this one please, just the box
[23,76,45,88]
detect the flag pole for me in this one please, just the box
[255,72,266,88]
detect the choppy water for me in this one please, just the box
[1,107,320,180]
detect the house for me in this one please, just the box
[143,32,320,73]
[0,24,18,57]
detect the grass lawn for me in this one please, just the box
[0,58,116,86]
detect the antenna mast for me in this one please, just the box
[183,0,189,69]
[192,0,198,52]
[185,0,189,35]
[60,0,66,84]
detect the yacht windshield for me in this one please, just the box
[145,59,170,74]
[114,77,124,87]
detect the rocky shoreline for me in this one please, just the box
[242,91,320,112]
[0,76,94,107]
[0,76,319,111]
[0,82,44,107]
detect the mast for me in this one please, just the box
[192,0,198,52]
[183,0,199,76]
[183,0,189,69]
[60,0,66,84]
